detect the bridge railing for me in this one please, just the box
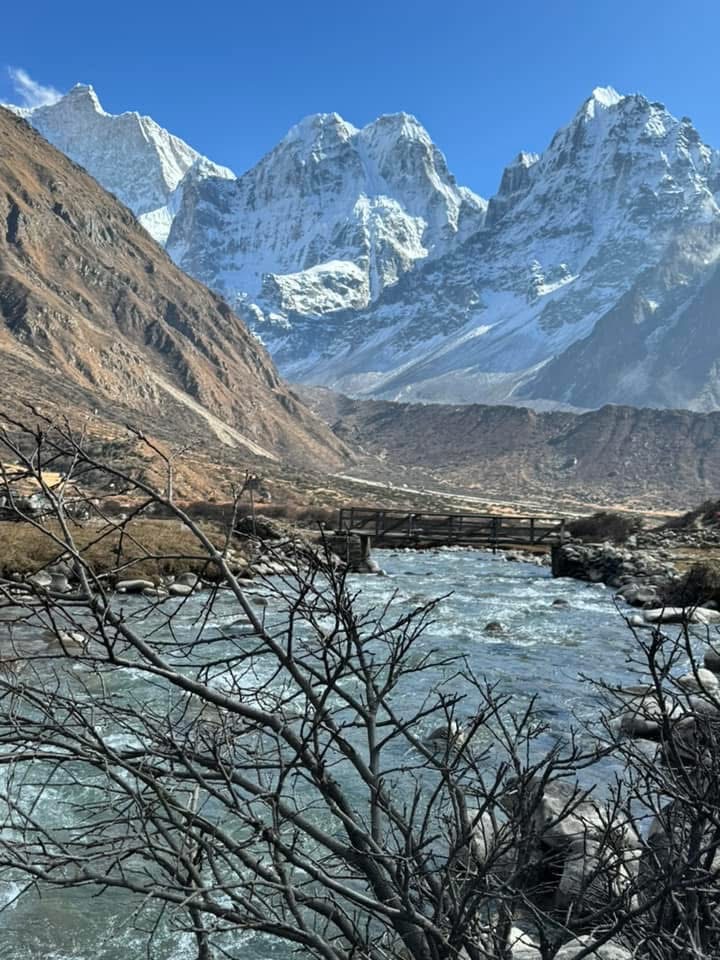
[337,507,565,545]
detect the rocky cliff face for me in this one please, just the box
[0,107,347,469]
[11,84,720,411]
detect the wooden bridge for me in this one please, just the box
[336,506,566,551]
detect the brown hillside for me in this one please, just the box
[299,386,720,512]
[0,107,348,469]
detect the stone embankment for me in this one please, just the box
[0,515,346,603]
[552,538,677,608]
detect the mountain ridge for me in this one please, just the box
[8,83,720,412]
[298,384,720,511]
[0,105,348,471]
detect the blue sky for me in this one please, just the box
[2,0,719,197]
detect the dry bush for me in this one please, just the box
[663,561,720,608]
[661,498,720,531]
[227,501,338,528]
[566,510,641,544]
[0,519,234,580]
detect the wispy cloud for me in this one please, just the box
[7,67,61,108]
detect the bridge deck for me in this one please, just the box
[337,507,566,549]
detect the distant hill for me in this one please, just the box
[299,386,720,511]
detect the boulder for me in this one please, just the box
[235,515,285,540]
[142,587,169,600]
[618,584,658,607]
[507,927,541,959]
[115,578,155,593]
[484,621,505,635]
[41,629,89,652]
[457,810,515,878]
[517,778,606,848]
[677,667,719,694]
[502,777,640,920]
[45,559,76,579]
[48,573,70,593]
[554,936,632,959]
[643,606,720,625]
[619,693,680,739]
[28,571,52,590]
[640,800,720,933]
[169,583,194,597]
[556,834,638,916]
[704,647,720,673]
[424,720,466,750]
[176,572,201,588]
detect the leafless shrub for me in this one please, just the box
[0,414,719,960]
[566,512,641,544]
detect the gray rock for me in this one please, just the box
[507,928,541,959]
[644,606,720,625]
[554,936,632,959]
[619,693,680,739]
[484,621,505,635]
[556,834,638,916]
[176,572,201,588]
[116,578,155,593]
[504,777,605,850]
[677,667,719,694]
[169,583,194,597]
[142,587,169,600]
[49,573,70,593]
[640,800,720,926]
[46,559,75,579]
[424,720,466,748]
[704,647,720,673]
[41,629,89,651]
[28,571,52,589]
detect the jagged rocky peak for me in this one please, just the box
[486,151,539,226]
[6,82,233,245]
[55,82,105,112]
[165,107,487,316]
[358,111,487,227]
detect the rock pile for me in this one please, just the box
[551,541,678,607]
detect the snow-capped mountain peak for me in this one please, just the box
[585,85,624,111]
[164,107,487,317]
[60,82,106,114]
[4,83,233,245]
[11,81,720,412]
[284,112,359,147]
